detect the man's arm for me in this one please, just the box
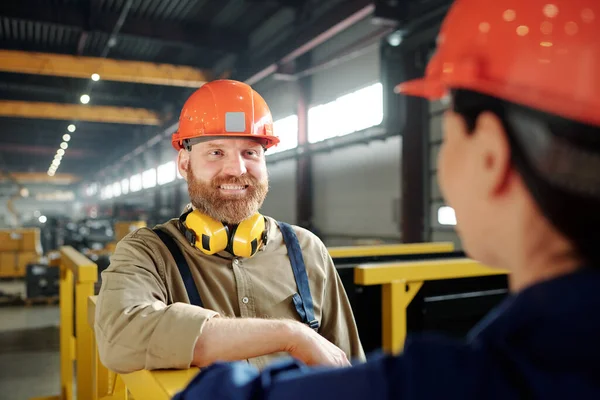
[95,231,220,373]
[317,244,367,362]
[193,317,350,367]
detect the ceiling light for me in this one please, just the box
[60,142,68,150]
[39,215,47,223]
[63,134,71,142]
[57,149,65,156]
[68,124,76,132]
[52,159,60,166]
[91,73,100,81]
[47,171,55,177]
[80,94,90,104]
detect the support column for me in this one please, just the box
[381,40,429,243]
[295,53,315,233]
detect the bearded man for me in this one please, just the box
[94,80,365,374]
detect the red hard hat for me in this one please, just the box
[172,79,280,150]
[396,0,600,127]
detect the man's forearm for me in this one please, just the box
[192,317,297,367]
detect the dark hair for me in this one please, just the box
[450,88,600,268]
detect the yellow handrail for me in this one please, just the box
[328,242,454,259]
[354,258,509,354]
[60,246,97,400]
[78,243,459,399]
[87,296,197,400]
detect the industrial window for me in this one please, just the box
[268,115,299,156]
[121,178,129,195]
[130,174,142,192]
[101,185,113,200]
[308,82,383,143]
[85,183,98,197]
[112,182,121,197]
[437,206,457,226]
[157,161,176,185]
[142,168,157,189]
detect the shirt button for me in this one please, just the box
[233,259,239,266]
[242,297,249,304]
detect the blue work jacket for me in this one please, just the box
[173,267,600,399]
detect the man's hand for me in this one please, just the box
[284,321,351,367]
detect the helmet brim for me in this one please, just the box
[172,132,280,151]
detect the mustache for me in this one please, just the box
[211,175,259,187]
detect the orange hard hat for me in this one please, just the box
[172,79,280,150]
[396,0,600,127]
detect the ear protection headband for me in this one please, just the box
[178,209,266,258]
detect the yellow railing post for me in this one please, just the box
[356,257,509,353]
[88,296,122,400]
[57,246,98,400]
[59,261,74,400]
[76,280,95,400]
[382,281,423,353]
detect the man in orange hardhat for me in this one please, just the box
[173,1,600,398]
[94,79,365,374]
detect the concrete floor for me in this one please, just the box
[0,280,61,400]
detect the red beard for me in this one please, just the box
[187,168,269,224]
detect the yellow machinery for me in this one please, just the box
[114,221,146,242]
[0,228,43,278]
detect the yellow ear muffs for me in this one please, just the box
[230,213,266,258]
[185,210,229,255]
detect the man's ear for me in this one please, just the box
[473,111,512,196]
[177,149,190,182]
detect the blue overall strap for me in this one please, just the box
[153,228,204,308]
[276,221,319,330]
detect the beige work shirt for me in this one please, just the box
[95,215,365,374]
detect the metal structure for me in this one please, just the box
[0,0,373,181]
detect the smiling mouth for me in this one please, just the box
[218,184,249,191]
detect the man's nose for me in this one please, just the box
[222,154,247,176]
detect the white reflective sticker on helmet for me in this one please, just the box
[225,112,246,132]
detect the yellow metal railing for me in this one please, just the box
[87,296,197,400]
[328,242,454,259]
[354,257,509,354]
[60,246,98,400]
[35,246,129,400]
[87,296,129,400]
[37,242,503,400]
[32,246,98,400]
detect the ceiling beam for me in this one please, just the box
[0,1,247,54]
[239,0,375,85]
[0,172,80,185]
[0,50,210,88]
[0,144,90,158]
[0,100,162,125]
